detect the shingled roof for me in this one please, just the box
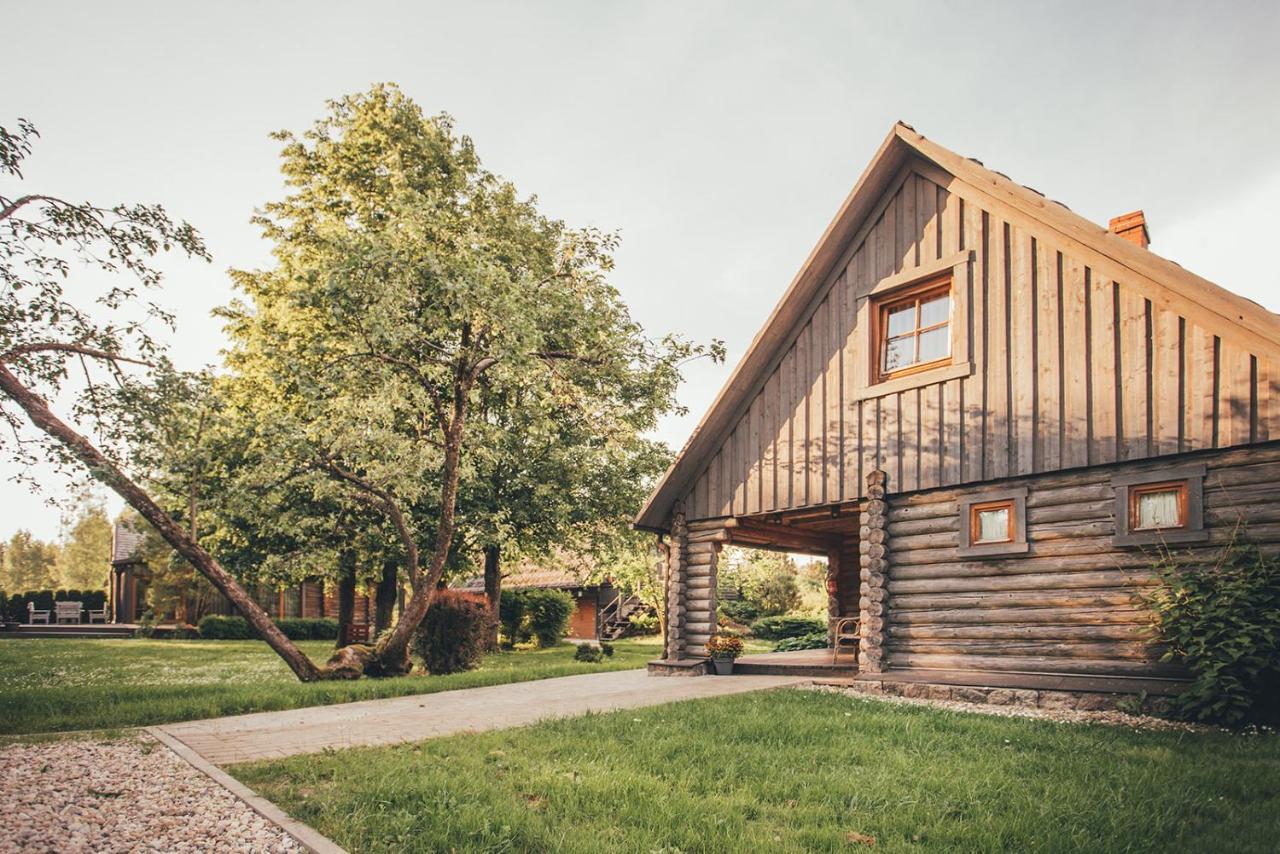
[110,518,147,565]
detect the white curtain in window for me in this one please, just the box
[976,507,1010,543]
[1137,490,1180,529]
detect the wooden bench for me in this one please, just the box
[87,605,108,624]
[54,601,82,624]
[27,602,50,624]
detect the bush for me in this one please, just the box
[1145,538,1280,725]
[718,598,760,625]
[198,615,252,640]
[275,617,339,640]
[412,591,492,675]
[626,612,659,636]
[600,641,614,658]
[574,642,604,663]
[774,631,828,652]
[171,623,200,640]
[522,589,575,647]
[498,589,529,647]
[750,615,825,640]
[25,590,55,614]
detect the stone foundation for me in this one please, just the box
[834,678,1172,715]
[647,658,710,677]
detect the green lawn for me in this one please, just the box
[0,636,665,734]
[234,689,1280,854]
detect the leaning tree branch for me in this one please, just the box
[0,342,155,368]
[317,456,422,590]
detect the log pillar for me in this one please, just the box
[858,470,889,673]
[663,502,689,660]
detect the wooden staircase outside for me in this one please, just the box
[599,594,649,641]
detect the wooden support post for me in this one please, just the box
[858,470,889,673]
[826,546,841,647]
[664,502,689,661]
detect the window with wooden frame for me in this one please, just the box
[1112,465,1207,546]
[872,274,952,384]
[970,499,1015,545]
[958,487,1028,557]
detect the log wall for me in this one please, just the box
[681,158,1279,522]
[882,444,1280,677]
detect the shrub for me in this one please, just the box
[706,634,745,659]
[82,590,107,612]
[412,591,492,675]
[26,590,55,614]
[753,570,801,616]
[1144,537,1280,725]
[498,589,528,647]
[198,614,252,640]
[171,623,200,640]
[718,598,760,625]
[626,612,659,636]
[274,617,339,640]
[750,615,825,640]
[600,641,614,658]
[522,589,574,647]
[574,642,604,663]
[774,631,828,652]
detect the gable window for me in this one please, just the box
[959,487,1028,557]
[873,275,952,383]
[1113,465,1207,546]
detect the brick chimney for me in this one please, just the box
[1109,210,1149,249]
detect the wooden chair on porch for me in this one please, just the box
[832,617,860,666]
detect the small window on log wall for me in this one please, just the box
[1112,465,1207,546]
[871,275,952,384]
[958,487,1028,557]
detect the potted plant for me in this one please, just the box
[706,634,744,675]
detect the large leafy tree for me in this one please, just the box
[225,84,712,674]
[56,489,113,589]
[2,530,59,591]
[0,119,323,680]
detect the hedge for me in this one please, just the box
[5,589,107,623]
[196,615,338,641]
[750,615,826,640]
[498,588,574,648]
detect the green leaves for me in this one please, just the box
[1143,531,1280,725]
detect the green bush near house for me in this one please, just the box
[412,591,492,675]
[500,589,574,648]
[717,598,760,625]
[274,617,339,641]
[198,615,253,640]
[773,631,828,652]
[1145,536,1280,725]
[574,642,604,663]
[750,615,825,640]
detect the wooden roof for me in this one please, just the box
[635,122,1280,532]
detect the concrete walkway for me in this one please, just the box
[158,670,804,766]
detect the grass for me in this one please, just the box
[0,636,666,734]
[234,689,1280,854]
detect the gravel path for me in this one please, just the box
[809,683,1209,732]
[0,734,299,853]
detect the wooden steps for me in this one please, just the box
[3,623,137,639]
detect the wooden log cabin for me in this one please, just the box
[637,123,1280,698]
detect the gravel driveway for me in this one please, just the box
[0,734,298,853]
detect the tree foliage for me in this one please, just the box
[0,118,321,680]
[222,84,716,673]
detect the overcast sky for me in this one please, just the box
[4,1,1279,541]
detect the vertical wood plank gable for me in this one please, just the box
[984,218,1010,480]
[961,202,987,483]
[1060,255,1089,468]
[1009,224,1035,475]
[1089,272,1118,464]
[1118,285,1150,460]
[1152,306,1181,456]
[1035,241,1062,470]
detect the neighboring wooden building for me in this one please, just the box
[462,561,643,641]
[639,123,1280,693]
[109,519,359,625]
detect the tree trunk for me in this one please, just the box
[0,364,323,682]
[483,544,501,651]
[370,368,476,674]
[336,550,356,647]
[374,558,398,636]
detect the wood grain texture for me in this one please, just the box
[678,163,1275,521]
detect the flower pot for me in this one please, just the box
[712,656,735,675]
